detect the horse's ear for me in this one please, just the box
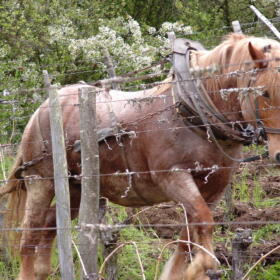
[248,42,268,68]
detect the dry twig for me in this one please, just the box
[242,244,280,280]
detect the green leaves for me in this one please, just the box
[1,0,279,143]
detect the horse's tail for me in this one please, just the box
[0,150,27,256]
[0,150,24,197]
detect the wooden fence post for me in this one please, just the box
[168,31,176,47]
[250,5,280,40]
[44,70,75,280]
[232,228,252,280]
[78,86,100,280]
[104,48,120,90]
[168,32,176,76]
[232,20,243,34]
[101,47,121,280]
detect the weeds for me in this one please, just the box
[249,261,280,280]
[253,224,280,243]
[0,146,279,279]
[233,167,250,202]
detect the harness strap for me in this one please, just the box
[241,151,269,162]
[15,154,51,179]
[172,38,269,163]
[102,89,152,204]
[173,40,254,144]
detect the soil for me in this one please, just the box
[127,160,280,267]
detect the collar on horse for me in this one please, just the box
[171,38,269,162]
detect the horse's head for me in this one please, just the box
[238,36,280,162]
[201,34,280,162]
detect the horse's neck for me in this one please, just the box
[195,51,245,123]
[210,90,244,123]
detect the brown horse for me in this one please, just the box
[2,33,280,280]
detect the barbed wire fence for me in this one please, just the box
[1,72,280,279]
[1,13,280,280]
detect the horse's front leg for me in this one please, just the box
[156,171,217,280]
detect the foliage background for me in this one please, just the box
[0,0,280,142]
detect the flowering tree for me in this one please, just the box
[0,0,279,141]
[68,17,192,76]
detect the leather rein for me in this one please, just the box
[171,38,280,162]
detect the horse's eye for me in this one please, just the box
[262,91,270,98]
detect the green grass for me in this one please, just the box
[0,146,279,279]
[102,205,171,280]
[252,179,265,207]
[232,167,250,202]
[249,261,280,280]
[253,224,280,244]
[117,226,170,280]
[0,258,19,280]
[232,165,279,208]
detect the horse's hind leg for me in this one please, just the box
[157,171,216,280]
[33,207,56,280]
[18,176,54,280]
[33,184,81,280]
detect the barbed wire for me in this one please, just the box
[0,219,279,234]
[0,79,280,117]
[1,236,278,247]
[2,110,280,149]
[2,96,280,125]
[0,193,279,212]
[1,160,280,186]
[0,246,278,261]
[0,50,279,91]
[0,72,268,98]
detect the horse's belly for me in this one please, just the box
[100,175,169,207]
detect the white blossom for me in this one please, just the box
[48,17,76,43]
[68,17,192,75]
[159,21,193,36]
[148,27,156,34]
[69,19,159,74]
[3,89,10,96]
[182,26,193,35]
[0,45,10,58]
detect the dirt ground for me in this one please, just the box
[127,161,280,267]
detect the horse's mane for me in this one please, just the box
[196,33,280,101]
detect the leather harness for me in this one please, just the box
[171,38,277,162]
